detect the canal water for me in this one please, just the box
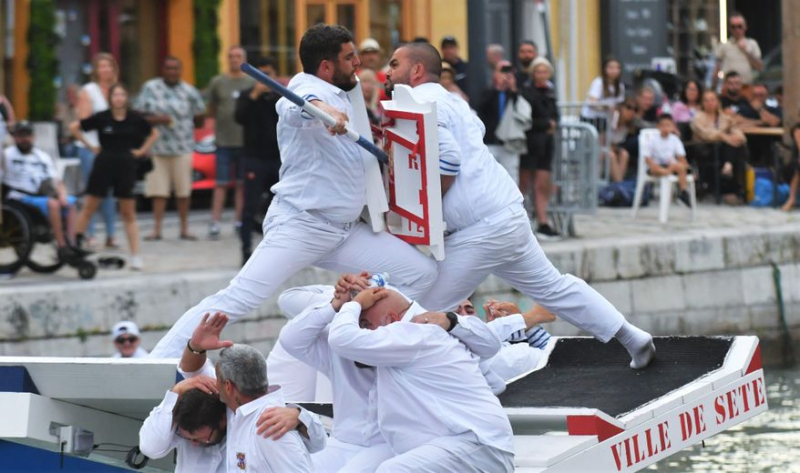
[649,362,799,472]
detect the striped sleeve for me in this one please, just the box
[437,124,461,176]
[526,327,551,349]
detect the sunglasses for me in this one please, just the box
[115,336,138,344]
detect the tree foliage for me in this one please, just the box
[27,0,60,120]
[193,0,221,88]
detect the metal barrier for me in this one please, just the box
[550,122,599,237]
[557,101,614,183]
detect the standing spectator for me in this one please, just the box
[205,46,255,240]
[358,38,388,102]
[234,57,282,266]
[580,57,625,134]
[520,57,559,238]
[2,121,83,262]
[77,53,118,249]
[0,92,17,145]
[485,44,505,83]
[477,60,522,184]
[111,321,149,358]
[71,83,159,270]
[56,84,81,157]
[441,36,468,94]
[643,114,692,208]
[515,40,538,86]
[714,12,762,87]
[136,56,206,241]
[691,90,748,204]
[440,62,469,102]
[672,80,703,139]
[608,98,639,182]
[357,69,382,125]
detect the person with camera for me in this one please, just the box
[71,83,159,270]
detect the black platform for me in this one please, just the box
[498,336,733,417]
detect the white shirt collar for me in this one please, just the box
[292,72,348,99]
[234,387,284,418]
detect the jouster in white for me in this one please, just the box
[384,43,655,370]
[487,314,551,382]
[326,287,515,472]
[148,26,436,359]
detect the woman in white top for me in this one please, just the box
[580,57,625,134]
[77,52,118,249]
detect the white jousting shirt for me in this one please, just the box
[273,73,368,224]
[409,83,523,232]
[139,390,226,473]
[279,300,384,448]
[327,301,515,456]
[486,315,551,382]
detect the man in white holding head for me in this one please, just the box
[111,321,149,358]
[327,284,515,472]
[385,42,656,370]
[149,23,436,359]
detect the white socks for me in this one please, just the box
[615,321,656,369]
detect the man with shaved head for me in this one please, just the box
[386,43,656,371]
[327,283,515,472]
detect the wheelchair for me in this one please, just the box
[0,196,97,279]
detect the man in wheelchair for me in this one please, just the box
[1,121,86,262]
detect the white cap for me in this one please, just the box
[111,321,141,340]
[359,38,381,53]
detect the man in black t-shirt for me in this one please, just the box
[234,57,282,265]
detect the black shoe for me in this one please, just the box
[678,190,692,208]
[535,224,560,240]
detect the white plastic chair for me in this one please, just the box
[631,128,696,223]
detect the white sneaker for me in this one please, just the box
[208,221,221,240]
[130,255,144,271]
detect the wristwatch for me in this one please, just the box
[445,312,459,332]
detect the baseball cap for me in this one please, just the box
[441,36,458,48]
[12,121,34,135]
[111,321,141,340]
[359,38,381,53]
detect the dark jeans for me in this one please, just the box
[240,157,281,256]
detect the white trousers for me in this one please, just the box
[375,436,514,473]
[312,438,394,473]
[150,201,438,358]
[487,144,519,186]
[418,204,624,342]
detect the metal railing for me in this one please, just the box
[557,101,614,184]
[550,122,599,237]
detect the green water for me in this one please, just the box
[648,364,800,472]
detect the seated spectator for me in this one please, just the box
[643,114,693,208]
[608,98,640,182]
[111,321,149,358]
[734,83,782,129]
[691,90,748,204]
[635,86,661,129]
[781,125,800,212]
[2,121,84,262]
[440,62,469,102]
[719,71,749,115]
[672,79,703,139]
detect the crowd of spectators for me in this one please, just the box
[2,11,799,279]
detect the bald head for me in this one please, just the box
[359,289,411,330]
[386,43,442,91]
